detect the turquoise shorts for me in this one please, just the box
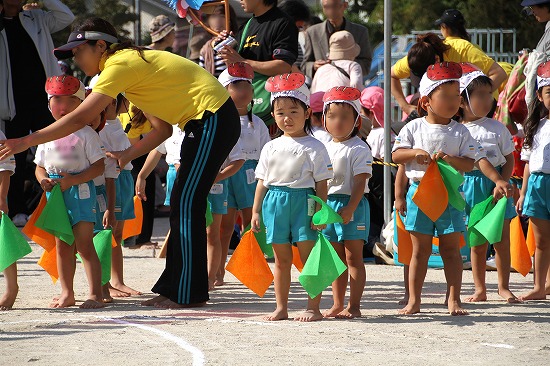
[322,194,370,242]
[208,179,228,215]
[405,181,466,236]
[164,164,177,206]
[94,184,108,231]
[462,169,516,223]
[227,160,258,210]
[48,175,96,227]
[262,186,317,244]
[115,169,135,221]
[523,172,550,220]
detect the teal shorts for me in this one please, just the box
[164,164,177,206]
[322,194,370,242]
[523,172,550,220]
[208,179,228,215]
[462,169,516,223]
[262,186,317,244]
[115,169,135,221]
[227,160,258,210]
[94,184,108,231]
[48,175,96,227]
[405,181,466,236]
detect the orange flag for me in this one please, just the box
[412,160,449,222]
[395,213,412,265]
[38,247,59,284]
[509,216,532,276]
[432,236,466,248]
[22,193,56,252]
[526,220,536,257]
[226,230,274,297]
[292,245,304,272]
[122,196,143,240]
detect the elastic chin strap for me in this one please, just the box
[323,109,360,139]
[465,89,483,118]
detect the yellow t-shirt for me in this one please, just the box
[118,106,153,140]
[93,49,230,130]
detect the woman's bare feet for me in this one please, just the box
[80,299,106,309]
[464,291,487,303]
[110,283,142,296]
[398,301,420,315]
[141,295,168,306]
[263,308,288,321]
[208,280,215,292]
[519,289,547,301]
[154,299,206,309]
[0,287,18,311]
[49,292,76,308]
[447,300,468,316]
[214,278,224,287]
[498,289,521,304]
[322,305,344,318]
[102,286,114,303]
[335,307,361,319]
[294,309,323,322]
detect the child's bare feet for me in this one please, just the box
[545,285,550,296]
[141,295,168,306]
[49,292,76,308]
[498,289,521,303]
[447,300,468,316]
[464,291,487,302]
[208,280,215,292]
[398,295,409,305]
[154,299,206,309]
[519,289,547,301]
[263,308,288,321]
[398,301,420,315]
[322,305,344,318]
[80,299,106,309]
[294,309,323,322]
[0,287,18,310]
[335,306,361,319]
[214,278,224,287]
[110,283,141,296]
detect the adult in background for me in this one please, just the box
[0,0,74,226]
[301,0,372,80]
[278,0,310,73]
[148,15,175,52]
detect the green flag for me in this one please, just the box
[0,212,33,272]
[298,232,347,298]
[468,197,508,248]
[34,185,74,245]
[245,215,273,258]
[437,160,466,211]
[308,195,343,226]
[77,229,112,285]
[205,198,213,228]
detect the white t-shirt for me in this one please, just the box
[0,131,15,175]
[35,126,106,176]
[326,136,373,195]
[463,117,514,169]
[238,114,271,161]
[221,139,245,171]
[155,125,185,165]
[521,118,550,174]
[100,118,133,171]
[256,135,332,188]
[392,117,483,181]
[310,126,333,144]
[366,127,396,160]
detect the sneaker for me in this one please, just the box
[12,213,29,227]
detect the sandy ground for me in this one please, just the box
[1,217,549,365]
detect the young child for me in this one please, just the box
[361,86,395,160]
[309,91,332,144]
[458,63,518,303]
[0,131,17,310]
[252,73,332,322]
[35,75,106,309]
[216,63,270,287]
[394,164,410,305]
[392,62,480,316]
[320,87,373,319]
[516,61,550,301]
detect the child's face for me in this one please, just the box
[227,81,253,110]
[537,86,550,110]
[461,83,493,120]
[72,42,105,77]
[361,107,377,127]
[49,95,82,120]
[426,81,461,119]
[272,98,310,137]
[324,103,357,140]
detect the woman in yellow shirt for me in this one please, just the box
[0,18,241,309]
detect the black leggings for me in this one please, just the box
[152,98,240,304]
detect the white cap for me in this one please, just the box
[418,62,463,97]
[218,62,254,87]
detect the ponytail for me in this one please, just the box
[524,89,547,149]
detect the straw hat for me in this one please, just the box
[328,31,360,61]
[149,15,175,43]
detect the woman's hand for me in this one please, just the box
[0,137,29,161]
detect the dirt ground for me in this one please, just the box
[1,217,549,365]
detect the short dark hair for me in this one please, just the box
[271,97,312,134]
[263,0,278,7]
[279,0,311,23]
[458,75,493,118]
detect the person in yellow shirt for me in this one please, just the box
[0,17,241,309]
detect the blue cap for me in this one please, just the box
[521,0,550,6]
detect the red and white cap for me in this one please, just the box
[419,62,463,97]
[218,62,254,87]
[323,86,361,115]
[459,62,485,94]
[537,61,550,89]
[265,73,310,106]
[45,75,86,101]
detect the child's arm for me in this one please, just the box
[55,159,105,192]
[433,151,475,172]
[214,159,245,183]
[339,173,369,225]
[35,165,56,192]
[475,157,512,199]
[516,162,530,215]
[135,149,163,201]
[0,171,10,214]
[251,179,268,233]
[312,179,328,230]
[394,164,408,216]
[392,148,431,165]
[103,178,116,229]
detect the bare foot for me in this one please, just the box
[294,309,323,322]
[154,299,206,309]
[80,299,106,309]
[322,305,344,318]
[110,283,142,296]
[519,289,547,301]
[398,297,409,305]
[102,286,113,303]
[545,286,550,296]
[398,302,420,315]
[498,289,522,304]
[214,278,224,287]
[141,295,168,306]
[464,291,487,303]
[335,307,361,319]
[208,280,215,292]
[448,300,468,316]
[0,288,18,310]
[263,308,288,321]
[49,293,76,308]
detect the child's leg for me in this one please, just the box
[218,208,237,286]
[493,220,519,302]
[336,239,365,319]
[439,232,468,315]
[399,232,432,315]
[0,263,18,310]
[520,217,550,300]
[206,214,223,290]
[399,265,410,305]
[295,240,323,322]
[73,222,105,309]
[465,242,488,302]
[264,243,293,321]
[323,242,346,317]
[50,238,77,308]
[109,220,142,296]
